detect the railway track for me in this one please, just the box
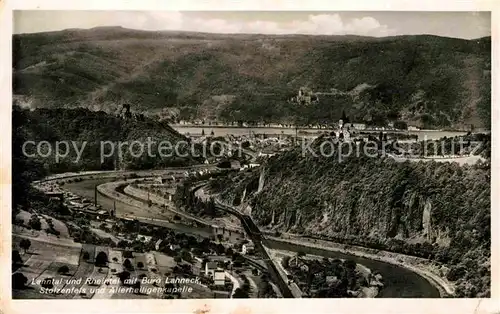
[214,201,294,298]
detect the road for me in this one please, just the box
[71,174,442,298]
[214,201,294,298]
[38,166,444,298]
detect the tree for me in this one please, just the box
[118,271,131,284]
[123,251,133,258]
[41,277,54,289]
[118,240,129,249]
[215,243,225,255]
[19,239,31,253]
[95,251,108,267]
[12,273,28,289]
[58,265,70,274]
[281,256,291,268]
[181,250,193,263]
[123,258,133,270]
[344,259,357,271]
[133,280,141,294]
[447,265,467,281]
[233,287,249,298]
[28,215,42,230]
[394,121,408,130]
[82,251,90,260]
[225,247,234,257]
[12,250,23,265]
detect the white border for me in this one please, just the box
[1,1,499,313]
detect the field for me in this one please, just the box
[15,210,70,238]
[12,235,83,299]
[12,233,214,299]
[14,177,225,299]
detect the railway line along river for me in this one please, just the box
[173,125,467,141]
[60,170,441,298]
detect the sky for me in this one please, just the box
[14,11,491,39]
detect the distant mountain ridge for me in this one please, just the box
[13,27,491,129]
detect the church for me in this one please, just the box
[334,111,351,140]
[334,111,365,141]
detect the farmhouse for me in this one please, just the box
[241,242,254,255]
[213,270,225,286]
[205,261,218,278]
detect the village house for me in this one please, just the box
[349,122,366,130]
[334,117,366,141]
[241,242,255,255]
[136,234,152,243]
[169,243,181,251]
[240,163,260,171]
[205,261,218,278]
[154,176,164,184]
[213,270,225,286]
[230,160,241,169]
[258,150,277,158]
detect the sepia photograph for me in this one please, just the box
[5,3,495,310]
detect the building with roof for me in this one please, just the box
[205,261,218,278]
[241,242,255,255]
[213,270,225,286]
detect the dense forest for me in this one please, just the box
[12,106,202,209]
[13,28,491,129]
[210,136,491,297]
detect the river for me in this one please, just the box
[173,126,467,141]
[264,239,440,298]
[64,179,213,238]
[64,177,441,298]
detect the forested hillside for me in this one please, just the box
[211,137,491,297]
[13,27,491,129]
[12,106,201,208]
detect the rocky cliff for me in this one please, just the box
[212,138,490,296]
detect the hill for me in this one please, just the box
[12,106,201,208]
[13,27,491,129]
[210,138,491,297]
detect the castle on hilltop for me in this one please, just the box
[290,87,319,105]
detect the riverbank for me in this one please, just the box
[267,247,381,298]
[33,169,452,298]
[125,184,244,234]
[387,153,485,165]
[172,124,475,133]
[267,235,454,297]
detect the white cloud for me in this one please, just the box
[15,11,395,37]
[183,13,393,36]
[151,12,394,36]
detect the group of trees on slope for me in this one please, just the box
[13,29,491,129]
[212,137,490,297]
